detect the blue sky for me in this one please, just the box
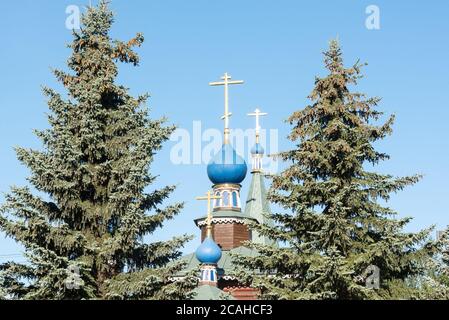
[0,0,448,260]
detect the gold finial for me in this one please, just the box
[209,72,244,144]
[247,108,268,144]
[196,191,222,238]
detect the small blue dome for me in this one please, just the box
[196,237,222,264]
[207,144,247,184]
[251,143,265,155]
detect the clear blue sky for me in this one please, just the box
[1,0,448,260]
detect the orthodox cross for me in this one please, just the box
[247,108,268,143]
[209,72,244,144]
[196,191,222,238]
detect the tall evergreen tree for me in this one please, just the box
[415,229,449,299]
[234,40,432,299]
[0,1,196,300]
[384,229,449,300]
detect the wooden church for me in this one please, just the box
[174,73,277,300]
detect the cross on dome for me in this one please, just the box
[248,108,268,143]
[196,190,222,238]
[209,72,244,144]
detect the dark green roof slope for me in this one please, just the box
[192,285,235,300]
[244,172,277,246]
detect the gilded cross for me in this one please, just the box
[209,72,244,144]
[247,108,268,143]
[196,191,222,238]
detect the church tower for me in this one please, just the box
[194,73,253,250]
[179,74,277,300]
[244,108,276,246]
[195,191,223,287]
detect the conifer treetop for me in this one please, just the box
[0,1,197,300]
[233,39,432,300]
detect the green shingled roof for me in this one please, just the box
[244,172,277,246]
[192,285,235,300]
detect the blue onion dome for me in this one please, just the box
[251,143,264,155]
[196,237,222,264]
[207,144,247,185]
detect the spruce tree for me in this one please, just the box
[234,40,432,299]
[0,1,196,300]
[415,229,449,299]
